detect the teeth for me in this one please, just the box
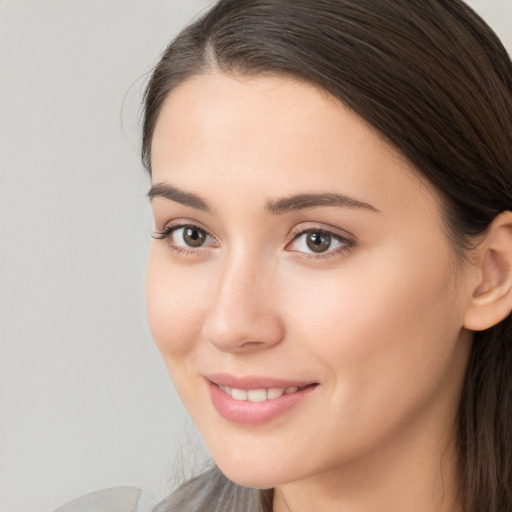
[231,388,248,400]
[247,389,267,402]
[267,388,285,399]
[218,384,304,401]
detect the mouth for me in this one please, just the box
[218,383,312,402]
[205,374,319,425]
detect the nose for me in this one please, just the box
[201,254,285,353]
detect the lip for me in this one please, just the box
[205,374,318,426]
[206,373,315,390]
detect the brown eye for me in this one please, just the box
[182,227,207,247]
[306,232,332,253]
[286,228,350,257]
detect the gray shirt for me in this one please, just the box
[54,487,144,512]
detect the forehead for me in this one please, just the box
[150,72,439,218]
[151,72,386,167]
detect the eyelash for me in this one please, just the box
[151,223,355,260]
[151,223,217,256]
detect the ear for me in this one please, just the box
[464,211,512,331]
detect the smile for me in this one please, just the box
[218,385,305,402]
[205,375,318,425]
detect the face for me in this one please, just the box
[147,72,473,489]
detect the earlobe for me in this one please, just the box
[463,211,512,332]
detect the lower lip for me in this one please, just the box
[208,381,317,426]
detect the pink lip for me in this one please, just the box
[205,374,318,426]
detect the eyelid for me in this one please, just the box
[288,222,355,242]
[153,218,215,237]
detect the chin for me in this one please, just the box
[212,452,302,490]
[218,466,281,490]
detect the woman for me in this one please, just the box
[142,1,512,511]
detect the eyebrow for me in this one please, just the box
[147,183,212,212]
[266,192,378,215]
[148,183,378,215]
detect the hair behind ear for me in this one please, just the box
[459,314,512,511]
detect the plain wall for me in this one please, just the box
[0,1,511,511]
[0,2,212,511]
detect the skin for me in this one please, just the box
[146,72,480,512]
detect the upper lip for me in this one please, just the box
[204,373,317,390]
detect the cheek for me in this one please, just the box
[146,246,208,361]
[283,244,464,421]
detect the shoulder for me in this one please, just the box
[153,466,264,512]
[152,466,225,512]
[53,487,142,512]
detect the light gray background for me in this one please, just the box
[0,1,510,511]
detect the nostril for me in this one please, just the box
[240,340,266,350]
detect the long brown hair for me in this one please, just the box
[143,1,512,511]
